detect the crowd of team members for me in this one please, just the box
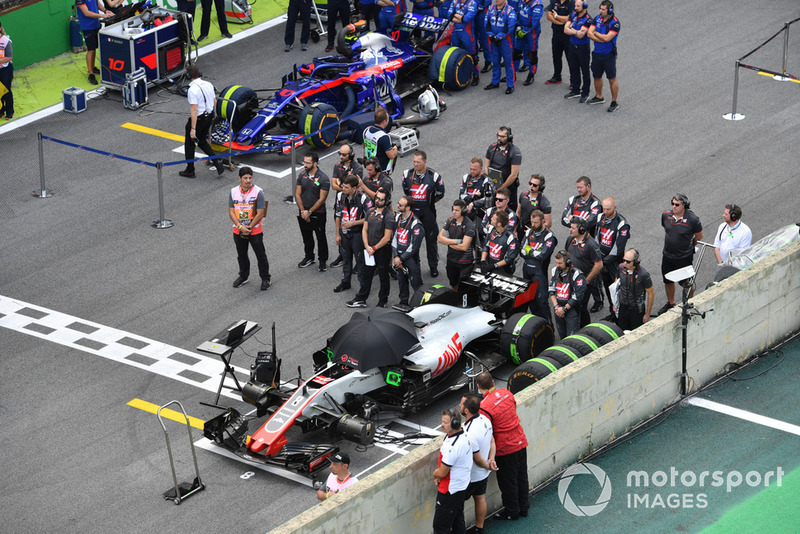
[313,0,620,107]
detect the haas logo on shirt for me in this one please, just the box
[397,227,409,245]
[599,227,613,246]
[411,183,429,201]
[556,281,570,300]
[343,207,359,222]
[489,241,503,260]
[572,209,589,220]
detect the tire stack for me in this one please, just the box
[507,320,624,394]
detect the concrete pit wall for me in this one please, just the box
[271,240,800,534]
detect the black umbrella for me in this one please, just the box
[330,308,419,372]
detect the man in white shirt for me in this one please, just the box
[714,203,752,265]
[316,452,358,500]
[180,64,224,178]
[461,394,497,534]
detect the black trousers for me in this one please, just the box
[285,0,311,45]
[233,232,270,280]
[298,213,328,264]
[522,263,551,322]
[495,448,529,518]
[0,63,14,117]
[326,0,350,46]
[200,0,228,36]
[551,30,569,79]
[356,246,391,303]
[340,231,364,285]
[432,489,468,534]
[618,304,644,331]
[184,113,217,171]
[601,257,620,312]
[396,255,422,304]
[415,208,440,271]
[566,43,591,96]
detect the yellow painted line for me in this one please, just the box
[121,122,231,151]
[127,398,205,430]
[757,72,800,83]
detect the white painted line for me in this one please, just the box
[687,397,800,436]
[356,451,401,480]
[394,417,443,436]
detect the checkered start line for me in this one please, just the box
[0,294,248,399]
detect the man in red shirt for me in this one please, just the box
[476,371,529,520]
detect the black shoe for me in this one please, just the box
[608,101,619,112]
[222,32,233,38]
[500,77,506,83]
[587,95,605,105]
[330,256,343,268]
[92,67,101,75]
[346,299,367,308]
[215,162,225,175]
[376,301,387,308]
[579,95,589,103]
[319,262,328,272]
[520,510,529,518]
[471,75,480,87]
[283,195,296,205]
[392,302,413,312]
[198,34,209,42]
[591,301,604,313]
[326,45,334,52]
[545,76,562,84]
[564,91,581,99]
[261,279,271,290]
[484,83,499,90]
[88,74,98,85]
[523,73,535,86]
[519,64,529,72]
[494,512,519,521]
[505,86,514,94]
[430,268,439,278]
[233,276,248,288]
[179,169,196,178]
[298,257,315,268]
[656,302,675,315]
[481,61,493,73]
[333,283,351,293]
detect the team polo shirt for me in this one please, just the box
[463,414,493,482]
[566,235,602,276]
[661,210,703,259]
[568,11,592,45]
[591,14,619,54]
[617,264,653,310]
[365,207,396,247]
[479,388,527,456]
[485,142,522,185]
[547,0,571,33]
[76,0,102,30]
[518,191,552,228]
[363,172,394,195]
[333,160,364,183]
[443,216,477,264]
[229,185,265,235]
[296,169,331,213]
[437,430,474,494]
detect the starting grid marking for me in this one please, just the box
[687,397,800,437]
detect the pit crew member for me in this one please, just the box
[520,209,558,319]
[484,0,517,94]
[549,249,586,338]
[392,195,425,311]
[402,150,445,277]
[438,199,477,290]
[481,209,518,275]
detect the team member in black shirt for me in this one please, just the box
[402,150,446,277]
[392,196,425,311]
[333,175,373,293]
[517,173,552,237]
[520,210,558,320]
[295,152,330,271]
[659,194,703,314]
[348,188,396,308]
[614,248,654,330]
[439,199,477,290]
[595,197,630,315]
[566,217,603,327]
[484,127,522,210]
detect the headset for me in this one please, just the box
[579,1,587,10]
[445,408,462,430]
[557,249,572,267]
[530,174,545,192]
[601,0,613,14]
[674,193,691,210]
[500,126,513,143]
[570,216,588,235]
[728,202,741,221]
[364,156,381,172]
[629,248,640,267]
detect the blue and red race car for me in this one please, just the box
[210,12,475,153]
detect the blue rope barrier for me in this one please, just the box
[41,135,158,167]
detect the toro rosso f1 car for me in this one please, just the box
[203,270,555,479]
[209,12,475,153]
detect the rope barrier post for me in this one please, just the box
[32,132,55,198]
[723,60,745,121]
[285,137,298,205]
[151,162,174,229]
[777,21,791,81]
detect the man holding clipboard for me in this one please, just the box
[484,126,522,210]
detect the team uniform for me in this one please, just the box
[481,207,519,246]
[433,429,475,534]
[402,166,446,272]
[284,0,311,49]
[355,207,397,306]
[479,389,529,520]
[520,225,558,319]
[485,2,517,89]
[616,262,653,331]
[447,0,480,79]
[443,216,477,287]
[392,212,425,306]
[590,13,620,80]
[485,141,522,210]
[335,191,373,286]
[566,10,592,97]
[517,189,552,235]
[483,226,518,274]
[561,193,601,236]
[463,413,493,496]
[363,125,395,174]
[474,0,492,67]
[661,209,703,283]
[296,168,331,265]
[362,171,394,197]
[596,211,630,312]
[230,185,271,284]
[549,263,586,338]
[75,0,102,50]
[460,172,495,224]
[566,234,603,327]
[546,0,571,83]
[0,33,13,119]
[513,0,543,77]
[378,0,397,35]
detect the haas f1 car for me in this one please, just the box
[203,270,555,479]
[210,12,476,153]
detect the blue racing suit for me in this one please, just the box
[514,0,542,73]
[447,0,480,77]
[378,0,397,34]
[474,0,492,65]
[485,2,517,87]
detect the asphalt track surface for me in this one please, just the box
[1,1,799,532]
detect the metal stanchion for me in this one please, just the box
[775,22,792,81]
[723,60,745,121]
[151,162,175,229]
[32,133,55,198]
[284,137,298,205]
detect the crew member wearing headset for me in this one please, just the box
[659,193,703,315]
[363,107,398,175]
[516,174,552,236]
[438,199,477,290]
[461,157,496,226]
[484,0,517,94]
[480,188,519,246]
[713,203,751,265]
[447,0,481,86]
[333,175,373,293]
[330,145,364,269]
[549,249,586,338]
[481,209,518,275]
[596,197,630,315]
[402,150,445,277]
[229,167,271,290]
[587,0,620,111]
[520,210,558,320]
[484,127,522,210]
[392,195,425,311]
[563,0,592,102]
[566,216,603,326]
[614,248,654,330]
[513,0,543,86]
[360,157,394,202]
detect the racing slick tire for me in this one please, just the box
[507,356,563,394]
[537,344,581,367]
[559,334,600,356]
[299,102,341,148]
[499,313,555,365]
[576,321,624,347]
[429,45,474,91]
[216,85,258,133]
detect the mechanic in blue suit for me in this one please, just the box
[514,0,543,86]
[563,0,592,101]
[447,0,480,84]
[484,0,517,94]
[377,0,398,35]
[412,0,435,16]
[474,0,491,72]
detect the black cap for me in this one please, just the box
[331,452,350,464]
